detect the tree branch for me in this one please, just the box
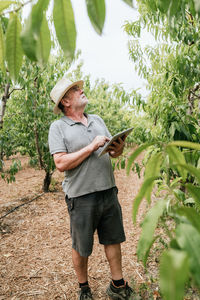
[8,87,24,97]
[0,0,33,16]
[189,90,200,99]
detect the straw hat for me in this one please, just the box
[50,78,84,114]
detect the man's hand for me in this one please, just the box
[91,135,110,151]
[107,135,127,158]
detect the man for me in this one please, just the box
[48,78,134,300]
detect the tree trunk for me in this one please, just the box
[188,83,200,116]
[0,83,10,130]
[33,122,45,169]
[33,76,45,170]
[43,171,52,192]
[0,84,10,164]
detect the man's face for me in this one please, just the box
[64,85,88,109]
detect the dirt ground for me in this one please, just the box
[0,155,163,300]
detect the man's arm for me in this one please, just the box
[53,135,110,172]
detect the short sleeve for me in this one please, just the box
[48,121,67,155]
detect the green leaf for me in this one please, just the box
[0,1,15,13]
[157,0,171,13]
[127,142,154,175]
[170,239,181,250]
[168,141,200,151]
[186,183,200,211]
[184,198,195,205]
[173,189,185,203]
[36,14,51,65]
[120,158,125,169]
[175,207,200,234]
[0,22,5,73]
[86,0,106,35]
[169,0,180,17]
[176,223,200,287]
[132,176,158,223]
[31,0,50,36]
[53,0,76,61]
[160,249,189,300]
[170,177,181,188]
[20,16,37,61]
[166,145,187,181]
[144,152,162,179]
[194,0,200,12]
[144,152,162,203]
[137,199,166,265]
[145,0,157,12]
[135,162,141,178]
[176,163,200,184]
[121,0,133,8]
[5,13,23,81]
[20,0,50,61]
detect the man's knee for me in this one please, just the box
[72,248,88,267]
[104,243,122,259]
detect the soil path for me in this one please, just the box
[0,156,154,300]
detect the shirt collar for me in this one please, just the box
[61,115,76,126]
[61,113,91,126]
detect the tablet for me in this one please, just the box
[98,127,133,157]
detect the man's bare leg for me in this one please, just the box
[72,248,88,283]
[105,244,134,299]
[104,243,123,280]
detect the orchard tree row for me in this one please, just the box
[124,0,200,299]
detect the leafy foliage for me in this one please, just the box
[0,56,70,190]
[127,142,154,174]
[124,2,200,296]
[85,79,134,136]
[21,0,50,62]
[160,249,189,300]
[0,0,134,81]
[5,13,23,81]
[53,0,76,61]
[137,198,167,265]
[176,224,200,287]
[0,22,5,73]
[186,183,200,211]
[0,158,21,183]
[36,14,51,65]
[86,0,105,35]
[124,0,200,144]
[127,140,200,298]
[0,1,16,13]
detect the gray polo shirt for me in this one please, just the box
[48,114,115,198]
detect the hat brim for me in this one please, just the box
[53,80,84,114]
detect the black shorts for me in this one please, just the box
[65,187,126,257]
